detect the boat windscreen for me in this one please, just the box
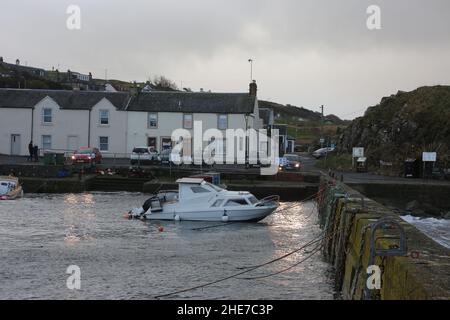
[205,182,223,192]
[248,196,259,204]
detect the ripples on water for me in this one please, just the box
[0,193,335,300]
[401,215,450,249]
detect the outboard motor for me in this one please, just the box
[142,196,155,212]
[128,195,157,219]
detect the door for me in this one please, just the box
[67,135,79,152]
[147,137,157,153]
[10,134,21,155]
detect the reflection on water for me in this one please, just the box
[0,192,334,300]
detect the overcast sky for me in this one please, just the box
[1,0,450,119]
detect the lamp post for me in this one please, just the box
[248,59,253,81]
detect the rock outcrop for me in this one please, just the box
[339,86,450,168]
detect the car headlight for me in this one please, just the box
[71,156,75,160]
[295,163,300,167]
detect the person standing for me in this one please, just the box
[28,141,33,161]
[33,145,39,162]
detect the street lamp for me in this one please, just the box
[248,59,253,81]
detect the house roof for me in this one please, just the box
[0,89,129,110]
[0,89,256,113]
[126,92,255,114]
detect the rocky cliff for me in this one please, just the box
[339,86,450,167]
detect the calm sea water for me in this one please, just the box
[0,193,335,300]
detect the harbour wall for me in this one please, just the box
[348,182,450,210]
[318,176,450,300]
[13,172,319,201]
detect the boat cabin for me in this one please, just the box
[175,178,260,207]
[177,178,224,202]
[0,176,18,195]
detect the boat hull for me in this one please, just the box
[144,205,278,222]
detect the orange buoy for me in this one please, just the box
[158,226,164,232]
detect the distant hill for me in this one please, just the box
[258,100,348,125]
[258,100,349,148]
[0,62,70,90]
[339,86,450,167]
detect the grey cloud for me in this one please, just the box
[1,0,450,118]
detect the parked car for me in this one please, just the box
[312,147,334,159]
[130,147,159,165]
[284,154,303,170]
[431,167,445,180]
[72,147,102,164]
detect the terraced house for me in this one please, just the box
[0,82,263,159]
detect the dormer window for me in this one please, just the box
[42,108,52,124]
[99,110,109,125]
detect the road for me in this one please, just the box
[298,153,450,186]
[2,153,449,185]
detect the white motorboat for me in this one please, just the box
[0,176,23,200]
[128,178,279,222]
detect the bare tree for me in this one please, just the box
[152,75,178,90]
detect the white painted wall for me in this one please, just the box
[32,97,89,153]
[126,112,256,153]
[89,98,127,156]
[0,108,32,155]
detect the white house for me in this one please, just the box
[0,81,263,159]
[124,85,262,154]
[0,89,129,156]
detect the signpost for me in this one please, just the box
[352,147,364,169]
[422,152,437,162]
[422,152,437,178]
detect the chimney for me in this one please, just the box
[249,80,257,97]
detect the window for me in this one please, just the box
[183,114,193,129]
[225,199,250,206]
[42,135,52,150]
[42,108,52,124]
[99,110,109,125]
[148,113,158,128]
[218,114,228,130]
[212,199,224,207]
[248,196,259,205]
[99,136,109,151]
[191,186,211,194]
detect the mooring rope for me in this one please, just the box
[236,242,324,280]
[154,230,329,299]
[153,186,335,299]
